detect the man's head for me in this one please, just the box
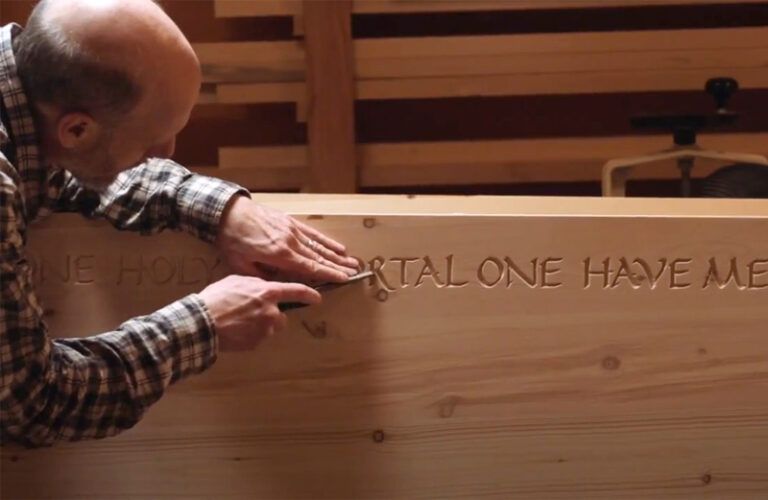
[13,0,201,190]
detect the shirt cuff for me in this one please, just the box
[150,293,219,380]
[176,174,250,243]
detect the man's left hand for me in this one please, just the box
[215,195,360,283]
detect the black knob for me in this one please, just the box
[706,77,739,111]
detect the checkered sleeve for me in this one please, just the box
[49,158,250,243]
[1,178,219,447]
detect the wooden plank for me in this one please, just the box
[303,0,357,193]
[4,196,768,498]
[209,67,768,104]
[356,49,768,81]
[355,28,768,59]
[195,28,768,97]
[214,82,305,104]
[356,68,768,100]
[213,0,766,17]
[216,133,768,188]
[193,40,304,84]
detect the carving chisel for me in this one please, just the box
[278,270,374,311]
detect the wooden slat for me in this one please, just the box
[5,197,768,498]
[193,41,304,84]
[214,133,768,189]
[195,28,768,99]
[209,67,768,104]
[356,67,768,99]
[303,0,358,193]
[356,28,768,59]
[356,32,768,80]
[214,0,767,17]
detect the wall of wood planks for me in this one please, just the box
[2,1,768,195]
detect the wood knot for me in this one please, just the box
[602,356,621,371]
[372,429,385,443]
[376,289,389,302]
[438,395,460,418]
[701,473,712,485]
[363,218,376,229]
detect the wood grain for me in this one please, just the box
[3,195,768,498]
[302,0,357,193]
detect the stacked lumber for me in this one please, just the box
[191,1,768,193]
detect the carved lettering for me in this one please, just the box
[178,257,201,286]
[610,258,640,289]
[391,257,419,287]
[27,252,768,292]
[151,257,176,285]
[478,257,504,288]
[118,255,145,286]
[583,258,610,289]
[748,259,768,289]
[446,254,469,288]
[369,256,396,292]
[541,257,563,289]
[669,258,693,289]
[703,258,745,290]
[633,258,667,289]
[74,255,95,284]
[504,257,537,288]
[415,256,446,288]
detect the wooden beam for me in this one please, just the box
[213,0,766,17]
[214,133,768,189]
[6,195,768,497]
[302,0,357,193]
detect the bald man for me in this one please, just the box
[0,0,359,447]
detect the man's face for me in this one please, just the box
[55,70,199,191]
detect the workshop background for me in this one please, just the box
[2,0,768,197]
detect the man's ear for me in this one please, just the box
[57,112,101,151]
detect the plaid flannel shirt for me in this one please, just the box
[0,23,249,447]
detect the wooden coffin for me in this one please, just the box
[3,194,768,498]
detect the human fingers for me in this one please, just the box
[269,281,323,306]
[296,220,349,256]
[296,238,357,277]
[299,232,359,272]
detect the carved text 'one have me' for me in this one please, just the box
[366,256,768,291]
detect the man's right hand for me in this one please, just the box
[198,275,321,351]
